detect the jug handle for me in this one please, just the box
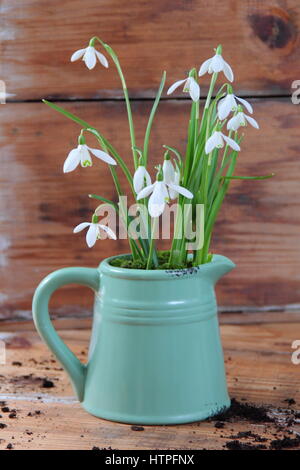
[32,267,99,402]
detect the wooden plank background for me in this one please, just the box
[1,0,300,322]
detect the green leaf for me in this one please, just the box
[89,194,119,210]
[43,100,91,129]
[222,173,275,180]
[143,71,166,165]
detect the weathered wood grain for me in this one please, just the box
[1,0,299,100]
[1,97,299,317]
[0,323,299,450]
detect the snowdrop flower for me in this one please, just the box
[71,42,108,70]
[63,143,116,173]
[199,45,234,82]
[162,155,181,199]
[167,76,200,102]
[162,157,175,184]
[133,165,151,194]
[218,93,253,120]
[137,173,193,218]
[73,218,116,248]
[227,111,259,131]
[205,131,240,154]
[168,168,181,200]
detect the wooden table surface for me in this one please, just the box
[0,320,299,450]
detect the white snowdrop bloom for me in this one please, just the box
[137,180,193,218]
[73,221,116,248]
[199,51,234,82]
[71,45,108,70]
[133,166,151,194]
[162,159,175,184]
[168,170,181,200]
[218,93,253,120]
[167,76,200,102]
[205,131,240,154]
[227,111,259,131]
[63,144,116,173]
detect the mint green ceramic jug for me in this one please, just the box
[32,254,235,424]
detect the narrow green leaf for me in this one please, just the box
[89,194,119,210]
[143,71,166,165]
[222,173,275,180]
[43,100,91,129]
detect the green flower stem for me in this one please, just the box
[99,136,142,261]
[42,100,134,194]
[146,217,158,270]
[92,37,138,169]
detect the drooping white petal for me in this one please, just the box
[88,147,117,165]
[98,224,117,240]
[73,222,91,233]
[223,60,234,82]
[222,134,241,151]
[198,58,211,76]
[137,183,155,200]
[163,160,175,184]
[95,50,109,68]
[148,182,168,218]
[86,223,98,248]
[79,145,92,167]
[83,46,97,70]
[134,166,151,194]
[188,77,200,102]
[236,96,253,114]
[227,115,241,131]
[133,166,145,194]
[168,172,180,199]
[244,114,259,129]
[218,94,237,120]
[211,54,224,72]
[167,79,186,96]
[205,131,224,154]
[168,183,193,199]
[70,48,86,62]
[63,148,81,173]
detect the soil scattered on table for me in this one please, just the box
[131,425,144,431]
[225,440,267,450]
[228,431,267,442]
[210,398,300,450]
[283,398,296,406]
[270,436,300,450]
[42,378,55,388]
[27,410,41,417]
[213,398,273,423]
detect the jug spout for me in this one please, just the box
[205,254,236,285]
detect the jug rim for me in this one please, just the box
[99,253,235,281]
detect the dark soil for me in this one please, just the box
[131,425,144,431]
[214,421,225,429]
[228,431,267,442]
[42,379,55,388]
[283,398,296,406]
[270,436,300,450]
[225,440,267,450]
[213,398,273,423]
